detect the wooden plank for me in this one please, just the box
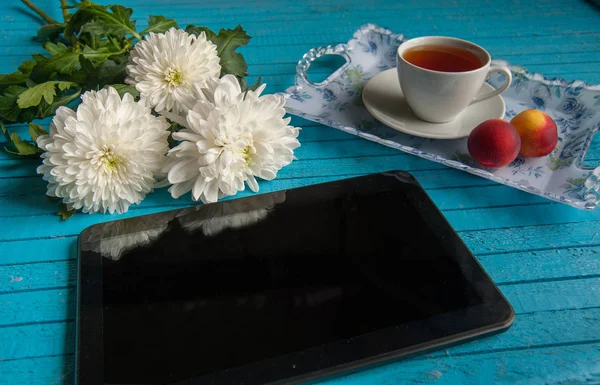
[425,308,600,358]
[0,176,47,198]
[0,180,598,243]
[0,167,517,202]
[1,1,594,26]
[0,178,511,218]
[0,237,76,265]
[3,10,596,35]
[0,355,74,385]
[0,306,597,366]
[462,220,600,255]
[0,121,345,147]
[6,36,593,65]
[3,21,598,51]
[479,246,600,284]
[0,159,39,178]
[1,275,598,327]
[3,0,560,19]
[3,243,600,295]
[3,122,595,161]
[0,261,75,294]
[2,343,600,385]
[0,182,550,223]
[2,20,600,66]
[8,134,596,190]
[444,204,600,232]
[2,60,600,95]
[501,278,600,314]
[326,343,600,385]
[0,287,75,326]
[6,24,600,46]
[428,185,548,210]
[3,22,600,56]
[0,321,74,362]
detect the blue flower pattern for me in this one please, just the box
[528,84,551,110]
[322,88,337,102]
[282,24,600,210]
[288,88,312,103]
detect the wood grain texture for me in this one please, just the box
[1,0,600,384]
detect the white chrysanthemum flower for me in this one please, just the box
[125,28,221,113]
[164,75,300,203]
[36,87,170,214]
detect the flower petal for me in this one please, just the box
[168,158,199,184]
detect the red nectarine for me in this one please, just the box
[467,119,521,168]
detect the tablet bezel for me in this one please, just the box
[76,171,514,385]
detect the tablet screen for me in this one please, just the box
[79,172,493,385]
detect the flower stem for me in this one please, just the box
[21,0,60,25]
[59,0,70,22]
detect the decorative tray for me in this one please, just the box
[280,24,600,210]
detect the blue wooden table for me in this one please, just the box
[1,0,600,384]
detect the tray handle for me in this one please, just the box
[576,129,600,209]
[295,44,351,88]
[577,165,600,209]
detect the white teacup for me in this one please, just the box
[396,36,512,123]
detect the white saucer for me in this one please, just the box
[362,69,505,139]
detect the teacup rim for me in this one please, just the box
[397,36,491,75]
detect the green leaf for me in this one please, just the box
[1,122,11,141]
[185,25,217,41]
[0,86,26,122]
[0,72,29,86]
[17,81,77,109]
[75,58,127,89]
[43,41,69,56]
[211,25,251,78]
[37,23,65,41]
[109,84,140,98]
[18,61,36,74]
[0,84,78,123]
[65,3,140,39]
[97,59,127,84]
[81,45,114,66]
[0,60,36,87]
[107,36,125,52]
[1,122,40,156]
[45,52,80,74]
[79,20,110,35]
[31,49,81,79]
[141,15,178,34]
[32,54,47,63]
[167,121,183,148]
[29,123,48,142]
[240,76,262,92]
[57,203,76,220]
[45,88,81,110]
[79,54,96,73]
[63,3,92,37]
[36,88,82,119]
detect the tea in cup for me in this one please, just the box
[396,36,512,123]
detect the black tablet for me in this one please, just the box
[76,171,513,385]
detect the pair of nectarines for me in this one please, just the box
[467,109,558,168]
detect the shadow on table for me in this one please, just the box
[62,347,76,384]
[64,237,78,384]
[584,0,600,10]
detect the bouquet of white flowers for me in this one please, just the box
[1,0,300,219]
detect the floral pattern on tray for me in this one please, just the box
[281,24,600,210]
